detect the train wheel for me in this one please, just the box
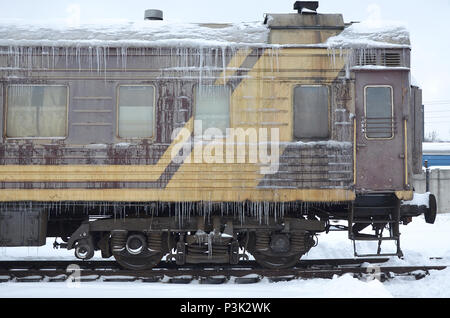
[247,231,309,269]
[111,231,163,271]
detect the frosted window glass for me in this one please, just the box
[118,86,154,138]
[293,86,329,139]
[7,85,67,138]
[365,87,393,139]
[195,86,230,132]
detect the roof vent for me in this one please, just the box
[144,9,163,21]
[382,52,402,67]
[294,1,319,14]
[354,50,403,67]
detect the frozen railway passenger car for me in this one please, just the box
[0,2,436,269]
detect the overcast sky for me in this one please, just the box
[1,0,449,140]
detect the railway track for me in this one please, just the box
[0,258,446,284]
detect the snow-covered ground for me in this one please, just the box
[0,214,449,298]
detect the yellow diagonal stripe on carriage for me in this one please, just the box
[168,48,346,189]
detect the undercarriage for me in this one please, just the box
[0,194,436,270]
[63,216,325,270]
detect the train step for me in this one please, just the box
[352,235,399,241]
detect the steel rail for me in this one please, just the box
[0,258,390,271]
[0,258,446,283]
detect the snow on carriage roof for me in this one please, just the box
[0,20,270,48]
[0,18,410,49]
[325,20,411,49]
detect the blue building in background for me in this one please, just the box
[423,143,450,167]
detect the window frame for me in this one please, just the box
[116,84,157,140]
[193,84,232,137]
[363,85,395,140]
[4,84,69,140]
[292,84,331,141]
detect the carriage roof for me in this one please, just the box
[0,14,410,49]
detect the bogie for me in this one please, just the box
[64,213,325,270]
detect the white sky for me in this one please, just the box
[0,0,449,140]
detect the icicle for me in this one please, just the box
[121,47,127,70]
[199,47,204,86]
[222,46,226,85]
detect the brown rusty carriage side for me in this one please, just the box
[0,45,357,203]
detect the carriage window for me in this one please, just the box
[365,86,393,139]
[118,85,155,138]
[293,86,329,139]
[195,85,230,132]
[6,85,68,138]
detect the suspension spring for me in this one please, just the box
[290,232,307,253]
[255,231,270,251]
[111,230,127,252]
[148,232,162,252]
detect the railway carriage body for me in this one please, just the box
[0,2,436,269]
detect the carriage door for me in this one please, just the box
[355,71,406,191]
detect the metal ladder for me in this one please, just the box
[348,196,403,258]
